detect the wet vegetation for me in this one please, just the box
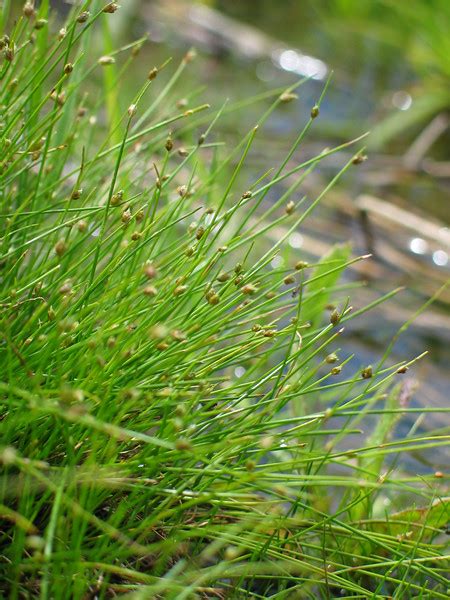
[0,2,449,598]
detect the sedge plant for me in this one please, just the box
[0,2,449,599]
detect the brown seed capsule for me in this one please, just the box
[107,336,116,348]
[263,329,276,338]
[143,285,157,297]
[279,92,298,103]
[127,104,137,118]
[196,226,205,240]
[54,239,67,256]
[176,98,188,109]
[77,220,87,232]
[173,285,188,296]
[121,208,131,223]
[102,2,119,13]
[252,324,262,332]
[77,106,87,118]
[284,274,295,285]
[311,105,319,119]
[131,231,141,241]
[175,438,192,451]
[171,329,186,342]
[59,281,72,295]
[148,66,158,80]
[198,133,206,145]
[185,246,194,257]
[330,309,340,326]
[71,188,82,200]
[4,46,14,62]
[234,275,243,286]
[285,200,295,215]
[241,284,257,295]
[331,366,342,375]
[178,147,189,157]
[23,3,36,18]
[64,63,73,75]
[77,11,90,23]
[177,185,187,197]
[295,260,309,270]
[266,291,276,299]
[397,365,408,374]
[434,471,444,478]
[136,209,144,222]
[143,263,157,279]
[325,353,338,364]
[241,190,253,199]
[207,294,220,305]
[165,137,173,152]
[352,153,367,165]
[110,190,123,206]
[183,49,196,63]
[156,341,168,351]
[361,366,373,379]
[217,272,230,283]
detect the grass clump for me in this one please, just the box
[1,3,449,598]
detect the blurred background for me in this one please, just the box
[57,0,449,463]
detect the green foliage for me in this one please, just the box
[0,2,448,598]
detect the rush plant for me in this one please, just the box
[0,2,448,599]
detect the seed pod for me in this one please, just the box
[171,329,186,342]
[241,284,257,295]
[59,280,72,295]
[352,153,367,165]
[330,309,340,326]
[136,209,144,222]
[165,137,173,152]
[102,2,119,13]
[127,104,137,118]
[397,365,408,374]
[198,133,206,145]
[195,226,205,240]
[98,55,115,66]
[77,11,90,23]
[71,188,82,200]
[64,63,73,74]
[241,190,252,199]
[325,353,338,364]
[175,438,192,451]
[47,306,56,320]
[263,329,276,338]
[295,260,308,270]
[284,274,295,285]
[110,190,123,205]
[183,49,196,63]
[23,3,36,18]
[143,285,157,297]
[234,263,243,274]
[252,324,262,332]
[234,275,243,286]
[143,262,157,279]
[148,66,158,80]
[54,239,67,256]
[361,365,373,379]
[311,105,319,119]
[207,294,220,305]
[285,200,295,215]
[177,185,187,197]
[331,366,342,375]
[58,28,66,40]
[178,147,188,157]
[217,272,230,283]
[185,246,194,257]
[279,92,298,103]
[176,98,188,109]
[76,219,87,233]
[265,291,276,299]
[34,18,47,30]
[173,285,188,296]
[131,231,141,241]
[121,208,131,223]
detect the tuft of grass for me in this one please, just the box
[1,3,449,598]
